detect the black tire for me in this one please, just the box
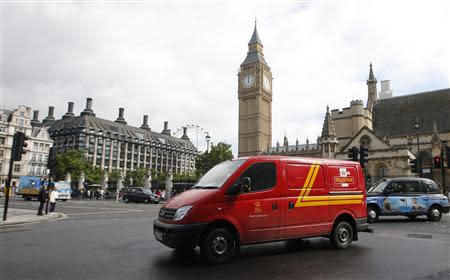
[367,206,379,223]
[427,205,442,222]
[330,221,353,249]
[200,227,236,264]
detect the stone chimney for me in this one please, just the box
[379,80,393,99]
[80,97,95,116]
[30,110,41,127]
[63,102,75,119]
[181,126,190,140]
[140,115,150,130]
[161,121,171,135]
[43,106,55,123]
[115,108,127,125]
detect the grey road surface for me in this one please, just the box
[1,197,449,280]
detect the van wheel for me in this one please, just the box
[201,227,236,264]
[331,221,353,249]
[367,206,379,223]
[427,206,442,222]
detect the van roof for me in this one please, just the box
[236,155,361,167]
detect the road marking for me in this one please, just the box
[65,210,143,216]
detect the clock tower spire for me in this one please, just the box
[238,22,272,157]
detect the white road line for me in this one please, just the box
[65,210,143,216]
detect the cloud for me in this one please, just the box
[1,0,448,156]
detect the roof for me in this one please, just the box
[248,23,262,46]
[0,108,14,121]
[373,88,450,138]
[237,155,361,167]
[46,115,197,151]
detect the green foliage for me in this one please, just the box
[108,169,122,183]
[53,150,88,181]
[85,166,103,184]
[195,142,233,176]
[124,168,148,187]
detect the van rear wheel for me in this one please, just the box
[201,227,236,264]
[331,221,353,249]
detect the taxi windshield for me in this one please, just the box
[194,159,246,189]
[368,180,388,193]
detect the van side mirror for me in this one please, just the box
[226,177,252,196]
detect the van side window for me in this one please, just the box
[240,162,276,193]
[404,181,423,193]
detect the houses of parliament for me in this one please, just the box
[237,23,450,190]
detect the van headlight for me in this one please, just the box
[173,205,193,221]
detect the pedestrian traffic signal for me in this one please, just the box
[433,156,442,169]
[409,159,418,173]
[11,132,29,161]
[347,146,358,162]
[359,146,369,168]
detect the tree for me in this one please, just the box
[195,142,233,176]
[85,166,103,184]
[124,168,147,187]
[53,150,88,181]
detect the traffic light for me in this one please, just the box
[433,156,442,169]
[347,146,358,162]
[11,132,29,161]
[409,159,418,173]
[359,146,369,168]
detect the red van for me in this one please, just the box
[154,156,372,263]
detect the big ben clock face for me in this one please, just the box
[263,75,271,91]
[242,74,255,88]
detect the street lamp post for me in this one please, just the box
[205,133,211,153]
[414,118,421,177]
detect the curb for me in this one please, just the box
[0,212,66,227]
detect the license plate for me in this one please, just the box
[154,230,163,241]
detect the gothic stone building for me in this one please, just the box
[40,98,197,176]
[238,24,450,191]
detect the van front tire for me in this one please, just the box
[331,221,353,249]
[201,227,235,264]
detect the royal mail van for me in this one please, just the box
[154,156,372,264]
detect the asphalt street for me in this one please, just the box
[1,197,449,280]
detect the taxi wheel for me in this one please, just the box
[367,206,379,223]
[201,227,236,264]
[331,221,353,249]
[427,206,442,222]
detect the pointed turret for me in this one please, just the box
[431,120,441,147]
[320,106,339,158]
[248,20,263,46]
[367,63,378,112]
[242,21,267,65]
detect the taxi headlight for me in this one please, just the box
[173,205,193,221]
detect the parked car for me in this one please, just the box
[366,178,450,222]
[154,156,372,264]
[122,187,160,204]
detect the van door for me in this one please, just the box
[230,161,281,243]
[283,163,329,239]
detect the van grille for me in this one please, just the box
[159,208,176,219]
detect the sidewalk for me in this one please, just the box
[0,207,66,226]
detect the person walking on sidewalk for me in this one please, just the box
[37,185,48,216]
[49,186,58,213]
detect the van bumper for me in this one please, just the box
[153,219,207,249]
[356,218,373,233]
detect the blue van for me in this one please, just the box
[366,178,450,222]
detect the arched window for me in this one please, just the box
[375,163,389,177]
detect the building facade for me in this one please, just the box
[238,23,273,157]
[41,98,198,176]
[0,106,53,187]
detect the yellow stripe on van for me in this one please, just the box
[294,164,317,207]
[299,195,364,201]
[298,199,362,207]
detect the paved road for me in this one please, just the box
[1,197,449,280]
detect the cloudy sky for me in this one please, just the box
[1,0,449,156]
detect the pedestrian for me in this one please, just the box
[49,186,58,213]
[87,189,91,200]
[37,185,47,216]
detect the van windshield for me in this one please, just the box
[194,159,246,189]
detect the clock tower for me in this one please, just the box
[238,22,272,157]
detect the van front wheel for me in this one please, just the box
[331,221,353,249]
[201,227,235,264]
